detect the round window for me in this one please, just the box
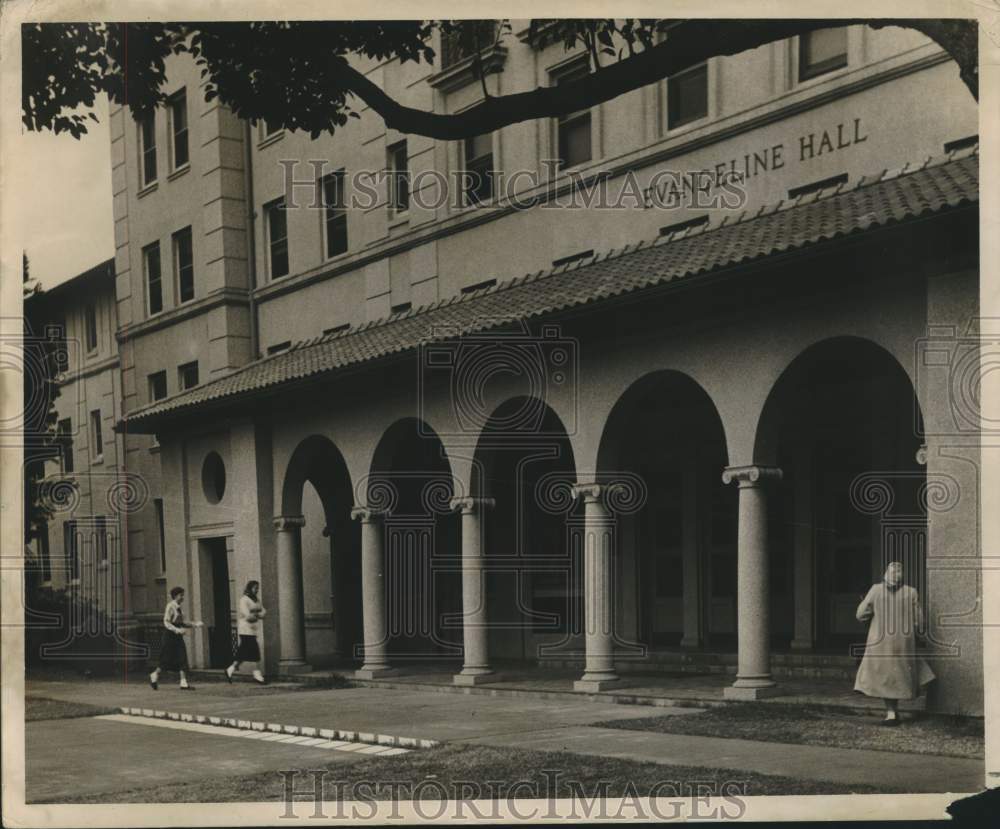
[202,451,226,504]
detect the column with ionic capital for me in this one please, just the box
[571,483,620,692]
[351,507,395,679]
[721,465,783,699]
[273,515,310,672]
[451,496,496,686]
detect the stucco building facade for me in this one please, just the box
[94,22,983,713]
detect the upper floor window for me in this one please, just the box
[387,141,409,215]
[553,59,592,169]
[178,360,199,390]
[138,113,157,187]
[173,226,195,303]
[149,370,168,402]
[57,418,73,473]
[321,170,348,257]
[154,498,167,574]
[799,27,848,81]
[64,520,80,582]
[265,198,289,279]
[259,120,282,141]
[52,317,68,373]
[84,303,98,352]
[440,20,499,70]
[463,133,494,204]
[143,241,163,316]
[169,89,189,170]
[89,409,103,460]
[667,63,708,130]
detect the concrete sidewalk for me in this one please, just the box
[27,676,984,794]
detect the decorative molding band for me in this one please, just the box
[273,515,306,531]
[117,287,251,343]
[722,465,783,487]
[56,354,120,388]
[427,46,508,93]
[450,496,496,514]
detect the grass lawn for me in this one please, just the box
[25,697,121,721]
[594,703,983,759]
[55,742,893,803]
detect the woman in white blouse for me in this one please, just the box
[226,580,267,685]
[150,586,203,690]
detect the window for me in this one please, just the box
[138,113,157,187]
[441,20,498,69]
[667,63,708,130]
[57,418,73,473]
[169,89,189,169]
[267,341,291,355]
[178,361,199,390]
[554,60,592,168]
[144,242,163,315]
[265,198,289,278]
[149,370,167,402]
[799,27,848,81]
[38,521,51,582]
[84,303,98,352]
[322,170,348,257]
[463,133,494,204]
[52,317,68,373]
[173,226,195,303]
[94,516,108,564]
[154,498,166,574]
[89,410,103,460]
[64,520,80,582]
[260,120,282,140]
[387,141,409,215]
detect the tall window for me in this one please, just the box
[799,27,848,81]
[667,63,708,130]
[154,498,167,574]
[64,520,80,582]
[387,141,409,215]
[322,170,348,257]
[52,317,68,373]
[89,410,103,459]
[554,60,592,169]
[173,226,195,303]
[57,418,73,473]
[463,133,494,204]
[265,198,289,278]
[138,113,157,186]
[178,361,199,390]
[38,521,51,582]
[169,89,189,169]
[149,370,167,402]
[84,303,98,352]
[144,241,163,315]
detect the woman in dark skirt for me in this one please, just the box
[226,580,267,685]
[150,586,202,690]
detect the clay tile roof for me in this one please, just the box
[121,148,978,431]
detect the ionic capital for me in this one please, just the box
[273,515,306,531]
[721,465,783,488]
[350,506,387,524]
[570,482,605,503]
[450,496,496,514]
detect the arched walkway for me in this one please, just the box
[278,435,361,668]
[755,337,927,653]
[596,371,732,652]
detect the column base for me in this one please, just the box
[573,673,620,693]
[453,669,496,686]
[278,661,313,675]
[724,678,781,700]
[354,665,398,680]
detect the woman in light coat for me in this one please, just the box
[225,580,267,685]
[854,561,935,725]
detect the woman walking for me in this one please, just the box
[226,580,267,685]
[854,561,935,725]
[150,586,202,690]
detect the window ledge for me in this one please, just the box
[427,45,508,94]
[167,163,191,182]
[149,442,161,454]
[388,212,410,230]
[137,181,159,199]
[155,575,167,584]
[98,560,110,571]
[325,250,351,265]
[258,131,285,150]
[92,456,104,466]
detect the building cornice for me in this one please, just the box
[117,287,251,343]
[251,49,950,308]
